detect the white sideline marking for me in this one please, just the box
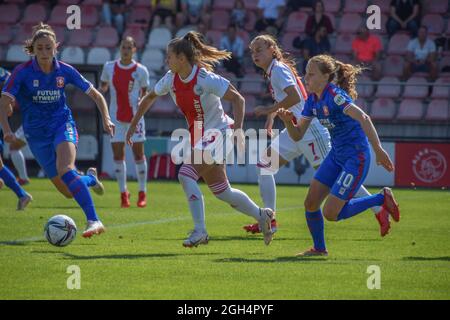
[1,206,302,244]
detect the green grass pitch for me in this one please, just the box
[0,179,449,299]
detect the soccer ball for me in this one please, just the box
[44,215,77,247]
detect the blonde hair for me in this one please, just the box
[168,31,231,71]
[250,34,300,80]
[24,22,57,55]
[309,54,364,100]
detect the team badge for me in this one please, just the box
[323,105,329,116]
[33,80,39,87]
[56,77,65,88]
[334,94,345,106]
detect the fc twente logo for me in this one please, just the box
[412,148,447,183]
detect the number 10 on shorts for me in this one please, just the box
[337,171,354,196]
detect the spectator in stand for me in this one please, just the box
[254,0,285,33]
[403,26,438,80]
[102,0,128,36]
[151,0,177,32]
[386,0,420,38]
[220,25,245,78]
[286,0,314,13]
[177,0,211,28]
[231,0,247,29]
[302,25,330,73]
[305,0,334,38]
[351,25,383,80]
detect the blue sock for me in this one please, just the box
[61,170,98,221]
[337,194,384,221]
[0,165,26,199]
[80,174,97,188]
[305,209,326,251]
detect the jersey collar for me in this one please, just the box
[116,59,137,69]
[319,82,331,100]
[178,64,198,83]
[32,57,60,72]
[265,59,276,76]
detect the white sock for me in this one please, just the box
[355,185,382,214]
[114,160,127,193]
[135,159,147,192]
[179,165,206,232]
[212,181,261,220]
[10,150,28,180]
[257,166,276,211]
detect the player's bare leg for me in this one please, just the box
[132,142,147,208]
[112,142,130,208]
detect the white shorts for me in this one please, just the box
[193,127,234,164]
[110,119,146,143]
[271,123,331,168]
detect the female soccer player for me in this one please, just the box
[244,35,388,237]
[100,36,150,208]
[0,23,115,238]
[277,54,400,256]
[126,31,275,247]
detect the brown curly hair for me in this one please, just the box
[23,22,57,55]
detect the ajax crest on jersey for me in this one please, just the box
[44,215,77,247]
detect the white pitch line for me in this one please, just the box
[1,205,303,244]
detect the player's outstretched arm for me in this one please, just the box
[255,85,300,117]
[277,109,311,142]
[88,88,115,137]
[0,95,15,143]
[345,103,394,172]
[223,84,246,151]
[126,90,158,145]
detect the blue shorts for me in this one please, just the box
[314,148,371,200]
[27,121,79,178]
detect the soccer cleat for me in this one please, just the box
[381,187,400,222]
[121,191,131,208]
[183,230,209,248]
[17,192,33,211]
[375,207,391,237]
[137,191,147,208]
[296,248,328,257]
[87,167,104,196]
[82,220,105,238]
[259,208,275,245]
[17,178,30,186]
[243,219,278,234]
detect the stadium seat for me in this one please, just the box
[141,48,165,72]
[425,0,448,14]
[402,77,429,99]
[48,5,70,26]
[431,77,450,99]
[77,135,98,160]
[213,0,235,10]
[376,76,402,98]
[67,29,93,47]
[421,14,444,35]
[397,99,424,121]
[211,10,230,31]
[343,0,368,13]
[382,55,404,77]
[334,54,352,64]
[148,27,172,50]
[243,0,258,10]
[176,26,196,39]
[439,56,450,76]
[355,98,370,114]
[21,3,47,25]
[6,45,30,62]
[53,26,66,46]
[94,27,119,48]
[12,24,34,45]
[58,0,80,4]
[370,0,390,14]
[237,30,250,49]
[87,47,111,65]
[82,0,103,6]
[150,95,177,115]
[240,74,262,95]
[370,98,396,120]
[334,34,354,54]
[80,5,99,28]
[205,30,222,48]
[134,0,152,7]
[123,27,146,49]
[60,46,85,65]
[425,99,449,121]
[324,0,341,13]
[286,12,308,33]
[244,10,257,32]
[281,32,302,54]
[128,7,151,28]
[356,75,374,98]
[338,14,362,34]
[71,88,95,111]
[0,25,12,45]
[387,33,410,55]
[0,4,20,24]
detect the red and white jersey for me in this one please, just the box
[101,60,149,123]
[266,58,308,120]
[154,65,234,146]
